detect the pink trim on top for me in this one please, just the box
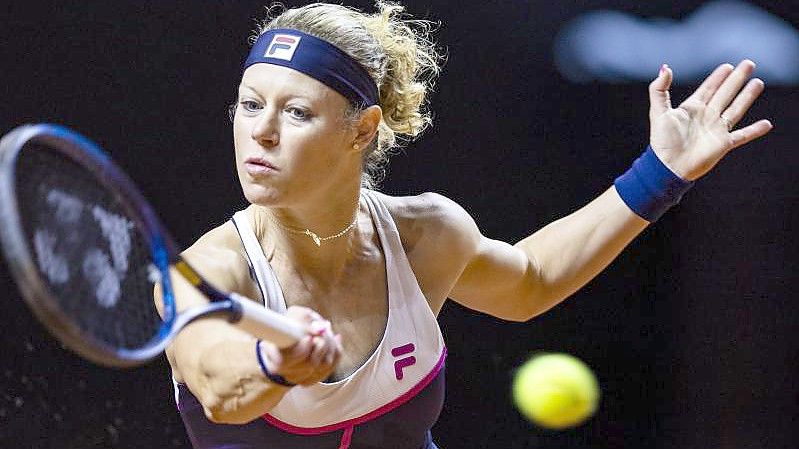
[338,426,354,449]
[261,348,447,435]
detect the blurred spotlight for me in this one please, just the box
[554,0,799,85]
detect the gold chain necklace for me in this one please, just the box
[268,213,358,246]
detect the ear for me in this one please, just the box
[351,105,382,152]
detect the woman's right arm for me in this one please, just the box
[157,226,341,424]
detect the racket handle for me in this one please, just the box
[229,293,306,348]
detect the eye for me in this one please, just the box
[286,106,310,121]
[239,100,262,113]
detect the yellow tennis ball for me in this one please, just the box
[512,352,600,429]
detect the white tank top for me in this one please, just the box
[230,190,446,432]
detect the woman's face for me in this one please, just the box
[233,64,359,207]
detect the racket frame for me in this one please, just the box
[0,124,302,368]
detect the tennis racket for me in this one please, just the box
[0,123,306,368]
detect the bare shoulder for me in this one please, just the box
[376,191,480,246]
[180,218,252,294]
[373,191,481,310]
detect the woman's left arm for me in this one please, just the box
[449,60,772,321]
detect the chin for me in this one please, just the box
[240,182,284,207]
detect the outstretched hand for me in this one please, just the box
[648,60,773,181]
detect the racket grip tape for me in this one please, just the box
[229,293,306,348]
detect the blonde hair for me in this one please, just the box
[252,2,444,188]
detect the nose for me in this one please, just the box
[251,107,279,147]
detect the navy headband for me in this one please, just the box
[244,28,379,107]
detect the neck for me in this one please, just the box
[254,181,367,279]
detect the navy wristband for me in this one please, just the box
[256,339,296,387]
[614,146,695,222]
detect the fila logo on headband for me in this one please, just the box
[265,34,301,61]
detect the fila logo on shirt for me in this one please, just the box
[265,34,301,61]
[391,343,416,380]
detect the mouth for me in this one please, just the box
[244,156,278,175]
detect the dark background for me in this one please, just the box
[1,1,797,448]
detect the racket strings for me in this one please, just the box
[15,144,163,350]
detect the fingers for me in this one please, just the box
[307,338,332,370]
[673,59,768,144]
[288,332,340,386]
[285,305,324,329]
[264,308,343,386]
[302,324,342,384]
[263,336,312,383]
[718,78,765,129]
[729,119,773,149]
[648,64,673,119]
[707,60,757,115]
[682,63,735,106]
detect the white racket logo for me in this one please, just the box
[34,188,134,308]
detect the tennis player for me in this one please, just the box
[165,2,772,448]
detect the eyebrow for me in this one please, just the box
[238,83,259,95]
